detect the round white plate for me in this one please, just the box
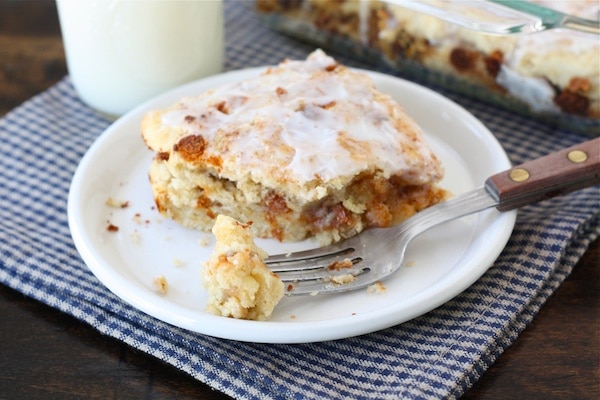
[68,67,515,343]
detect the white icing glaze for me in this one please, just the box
[160,50,438,186]
[497,66,560,113]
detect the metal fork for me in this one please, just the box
[267,137,600,296]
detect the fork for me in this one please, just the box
[267,137,600,296]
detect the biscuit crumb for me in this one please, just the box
[106,223,119,232]
[153,275,168,295]
[106,197,129,208]
[130,230,141,245]
[328,258,354,271]
[173,258,185,267]
[132,213,150,225]
[367,281,386,294]
[330,273,356,284]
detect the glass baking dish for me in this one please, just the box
[253,0,599,135]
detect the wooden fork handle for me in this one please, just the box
[485,137,600,212]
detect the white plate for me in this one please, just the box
[68,67,515,343]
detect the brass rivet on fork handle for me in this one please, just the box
[509,149,589,182]
[567,150,588,163]
[509,168,530,182]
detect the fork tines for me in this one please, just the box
[266,247,371,299]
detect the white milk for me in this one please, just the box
[57,0,223,117]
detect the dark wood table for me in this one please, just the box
[1,2,597,399]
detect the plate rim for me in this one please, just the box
[68,66,516,343]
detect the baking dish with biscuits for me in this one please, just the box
[254,0,600,135]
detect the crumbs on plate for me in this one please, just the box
[153,275,168,295]
[106,223,119,232]
[130,229,141,245]
[105,197,129,208]
[173,258,185,267]
[367,282,386,294]
[132,212,151,225]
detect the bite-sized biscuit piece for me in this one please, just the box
[142,49,446,244]
[202,215,284,321]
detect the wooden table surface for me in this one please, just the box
[0,2,598,399]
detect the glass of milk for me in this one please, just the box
[56,0,223,118]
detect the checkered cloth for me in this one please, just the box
[1,2,598,399]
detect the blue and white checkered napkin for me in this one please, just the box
[1,2,598,399]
